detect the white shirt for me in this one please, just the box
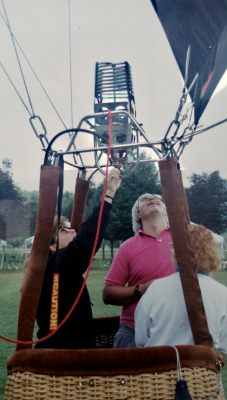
[135,272,227,353]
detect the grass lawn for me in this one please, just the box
[0,269,226,399]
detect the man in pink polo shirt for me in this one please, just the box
[103,193,175,347]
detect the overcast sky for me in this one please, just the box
[0,0,227,191]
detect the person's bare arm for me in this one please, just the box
[103,280,153,306]
[104,167,122,203]
[103,284,136,305]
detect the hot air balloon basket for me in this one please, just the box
[4,318,225,400]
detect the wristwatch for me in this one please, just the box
[134,284,142,300]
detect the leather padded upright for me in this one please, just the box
[17,165,61,350]
[70,175,90,232]
[159,158,213,347]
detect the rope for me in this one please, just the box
[0,61,32,116]
[183,117,227,140]
[172,346,183,381]
[1,0,35,116]
[0,8,67,129]
[171,115,227,158]
[68,0,74,128]
[0,110,113,346]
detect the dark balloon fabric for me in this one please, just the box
[151,0,227,125]
[175,380,192,400]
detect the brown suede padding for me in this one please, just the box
[17,165,61,350]
[7,345,223,377]
[177,166,190,223]
[70,175,90,231]
[159,158,213,346]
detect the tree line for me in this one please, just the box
[0,158,227,247]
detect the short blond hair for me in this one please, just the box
[188,224,220,273]
[131,193,163,233]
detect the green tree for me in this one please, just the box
[0,159,21,201]
[21,190,39,235]
[21,190,74,236]
[62,191,74,219]
[187,171,227,233]
[86,161,161,252]
[0,159,30,242]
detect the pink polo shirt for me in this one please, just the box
[105,230,175,327]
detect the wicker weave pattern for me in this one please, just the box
[94,316,119,348]
[95,333,116,348]
[5,368,224,400]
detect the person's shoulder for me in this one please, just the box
[152,272,179,286]
[162,229,172,238]
[143,273,177,297]
[210,277,227,292]
[113,236,137,256]
[200,275,227,294]
[120,235,139,247]
[142,273,179,305]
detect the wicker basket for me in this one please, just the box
[5,318,225,400]
[5,367,224,400]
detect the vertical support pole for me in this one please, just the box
[17,165,61,350]
[159,158,213,346]
[70,170,90,232]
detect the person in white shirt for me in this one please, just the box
[135,223,227,354]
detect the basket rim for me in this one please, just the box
[7,345,223,377]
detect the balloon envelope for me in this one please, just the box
[150,0,227,125]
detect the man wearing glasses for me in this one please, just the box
[103,193,175,348]
[35,167,121,349]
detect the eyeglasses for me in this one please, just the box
[58,225,74,233]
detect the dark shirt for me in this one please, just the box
[36,201,112,349]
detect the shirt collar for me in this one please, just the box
[176,267,208,275]
[138,228,168,238]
